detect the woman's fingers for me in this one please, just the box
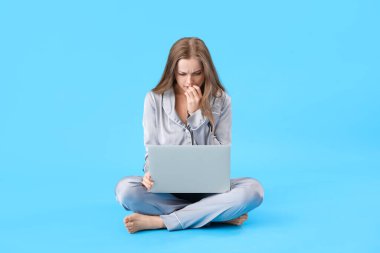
[185,90,195,101]
[142,175,154,190]
[142,180,151,190]
[143,177,150,187]
[141,179,148,189]
[193,85,203,98]
[184,91,190,102]
[188,87,199,100]
[144,172,153,182]
[185,86,202,114]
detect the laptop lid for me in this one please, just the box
[147,145,231,193]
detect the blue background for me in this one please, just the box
[0,0,379,252]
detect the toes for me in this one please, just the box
[126,226,135,233]
[125,221,134,231]
[127,225,136,233]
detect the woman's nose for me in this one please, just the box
[186,75,193,85]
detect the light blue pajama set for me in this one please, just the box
[115,87,264,231]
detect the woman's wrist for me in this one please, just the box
[188,108,200,117]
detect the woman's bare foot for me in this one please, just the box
[222,213,248,225]
[123,213,165,234]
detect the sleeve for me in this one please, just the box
[187,93,232,145]
[142,92,158,173]
[207,94,232,145]
[186,109,208,130]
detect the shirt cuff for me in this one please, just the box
[187,109,208,130]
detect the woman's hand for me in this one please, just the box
[184,85,203,114]
[142,171,154,191]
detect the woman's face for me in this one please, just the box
[174,58,205,94]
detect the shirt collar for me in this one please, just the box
[163,87,184,126]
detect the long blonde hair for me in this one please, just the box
[152,37,226,128]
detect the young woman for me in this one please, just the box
[115,37,264,233]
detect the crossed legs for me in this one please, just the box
[115,176,264,233]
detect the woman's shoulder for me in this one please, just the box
[212,89,231,106]
[211,89,231,113]
[144,90,162,105]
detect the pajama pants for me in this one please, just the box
[115,176,264,231]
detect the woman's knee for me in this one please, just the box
[236,178,265,208]
[114,176,142,206]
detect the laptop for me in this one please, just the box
[146,144,231,193]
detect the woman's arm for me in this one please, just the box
[142,92,158,172]
[187,93,232,145]
[208,94,231,145]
